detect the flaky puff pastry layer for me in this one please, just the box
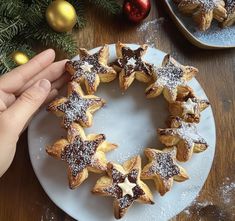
[145,54,198,103]
[92,156,154,219]
[158,117,208,162]
[141,148,189,196]
[47,81,105,128]
[65,45,117,94]
[113,42,155,91]
[169,86,210,123]
[46,123,117,189]
[222,0,235,27]
[174,0,227,31]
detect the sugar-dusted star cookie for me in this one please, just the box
[47,81,105,128]
[169,86,210,123]
[145,54,198,103]
[174,0,227,31]
[46,123,117,189]
[158,117,208,162]
[92,156,154,219]
[65,45,117,94]
[113,42,155,91]
[222,0,235,27]
[141,148,188,196]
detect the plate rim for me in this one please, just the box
[28,44,217,221]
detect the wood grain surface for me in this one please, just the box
[0,1,234,221]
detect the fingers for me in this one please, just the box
[0,49,55,93]
[4,79,51,135]
[16,59,68,95]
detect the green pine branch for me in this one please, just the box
[68,0,86,29]
[24,25,78,58]
[0,0,121,74]
[0,0,25,18]
[0,42,35,74]
[0,17,26,44]
[89,0,122,15]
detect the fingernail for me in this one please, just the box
[38,79,51,92]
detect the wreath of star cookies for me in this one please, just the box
[46,43,210,219]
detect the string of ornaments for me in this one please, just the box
[0,0,151,74]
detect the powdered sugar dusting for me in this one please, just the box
[57,91,102,128]
[176,121,207,148]
[156,63,184,89]
[61,134,105,177]
[182,177,235,219]
[149,150,180,179]
[194,25,235,45]
[137,18,165,47]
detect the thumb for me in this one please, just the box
[5,79,51,134]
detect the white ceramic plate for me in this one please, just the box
[28,44,216,221]
[164,0,235,49]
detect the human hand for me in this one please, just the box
[0,49,69,177]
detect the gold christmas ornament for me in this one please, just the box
[11,51,29,66]
[46,0,77,32]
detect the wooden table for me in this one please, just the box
[0,1,234,221]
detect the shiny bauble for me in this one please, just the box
[123,0,151,23]
[11,51,29,66]
[46,0,77,32]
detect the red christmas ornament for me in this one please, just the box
[123,0,151,23]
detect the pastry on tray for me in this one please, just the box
[47,81,105,128]
[92,156,154,219]
[65,45,117,94]
[169,86,210,123]
[174,0,227,31]
[141,148,189,196]
[113,42,155,91]
[145,54,198,103]
[158,116,208,162]
[46,123,117,189]
[222,0,235,27]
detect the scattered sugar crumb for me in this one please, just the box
[182,177,235,219]
[194,25,235,46]
[220,178,235,204]
[137,18,165,47]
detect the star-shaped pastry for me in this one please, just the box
[145,54,198,103]
[65,45,117,94]
[141,148,189,196]
[222,0,235,27]
[46,123,117,189]
[175,0,227,31]
[92,156,154,219]
[169,87,210,123]
[113,42,154,91]
[47,81,105,128]
[158,117,208,162]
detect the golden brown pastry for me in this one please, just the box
[222,0,235,27]
[169,87,210,123]
[158,117,208,162]
[92,156,154,219]
[46,123,117,189]
[174,0,227,31]
[145,54,198,103]
[47,81,105,128]
[65,45,117,94]
[141,148,189,196]
[113,42,155,91]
